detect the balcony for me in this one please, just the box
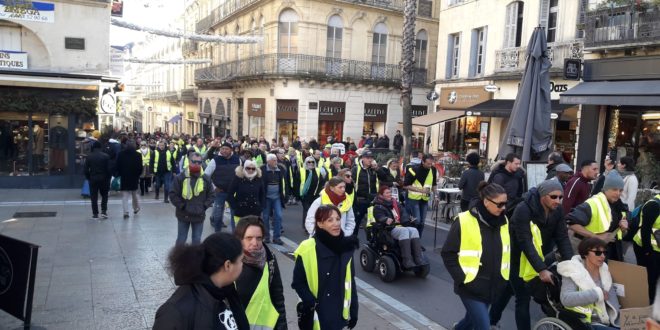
[145,91,180,103]
[584,4,660,50]
[180,88,198,102]
[196,0,259,33]
[494,40,583,73]
[195,53,420,87]
[182,40,198,56]
[336,0,433,18]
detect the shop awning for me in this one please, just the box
[559,80,660,106]
[409,110,464,127]
[465,99,574,117]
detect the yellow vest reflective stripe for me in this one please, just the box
[294,239,352,329]
[182,176,204,200]
[300,168,321,196]
[408,168,434,201]
[585,193,621,239]
[565,293,602,323]
[153,150,172,173]
[139,149,151,166]
[255,154,264,167]
[633,194,660,252]
[193,145,207,155]
[519,222,543,282]
[366,206,375,227]
[245,262,279,329]
[320,190,353,213]
[457,211,510,283]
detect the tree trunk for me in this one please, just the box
[400,0,417,165]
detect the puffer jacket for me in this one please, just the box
[169,173,215,223]
[227,166,265,217]
[488,162,526,212]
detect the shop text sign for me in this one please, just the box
[319,101,345,121]
[0,0,55,23]
[0,51,27,70]
[276,99,298,120]
[411,105,427,118]
[364,103,387,122]
[247,98,265,117]
[440,86,491,110]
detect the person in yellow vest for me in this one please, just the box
[192,137,208,159]
[489,180,575,330]
[441,182,510,330]
[305,177,356,237]
[234,216,287,330]
[338,168,355,204]
[404,153,437,238]
[557,237,620,329]
[633,194,660,303]
[328,157,342,179]
[138,140,152,196]
[300,156,327,231]
[566,171,629,261]
[292,205,358,330]
[152,140,173,203]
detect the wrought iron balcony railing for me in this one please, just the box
[584,4,660,49]
[196,0,259,33]
[195,53,424,86]
[494,40,584,73]
[180,88,198,102]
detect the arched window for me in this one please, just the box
[326,15,343,59]
[415,30,428,69]
[235,25,240,61]
[278,9,299,54]
[372,23,388,65]
[215,99,225,117]
[504,1,524,48]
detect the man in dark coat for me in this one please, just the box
[205,142,242,232]
[458,152,485,211]
[116,140,143,219]
[488,153,525,216]
[393,130,403,153]
[84,141,111,219]
[544,152,564,180]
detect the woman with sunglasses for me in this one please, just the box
[441,181,510,330]
[299,156,326,231]
[558,237,620,329]
[227,159,265,229]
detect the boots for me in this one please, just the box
[164,193,169,203]
[411,238,429,266]
[398,239,416,269]
[155,190,159,200]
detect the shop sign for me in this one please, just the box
[309,102,318,110]
[484,85,499,93]
[0,234,39,323]
[276,99,298,120]
[439,86,491,110]
[0,51,27,70]
[0,0,55,23]
[100,93,116,114]
[247,98,265,117]
[363,103,387,122]
[411,105,427,118]
[187,112,195,120]
[564,59,581,80]
[319,101,345,121]
[550,81,569,93]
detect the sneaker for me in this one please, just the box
[123,213,129,219]
[134,207,140,214]
[91,214,99,220]
[272,238,284,245]
[100,213,108,219]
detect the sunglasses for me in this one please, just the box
[344,175,352,178]
[245,167,256,171]
[548,194,564,200]
[487,198,507,209]
[306,161,315,164]
[590,249,606,256]
[190,160,203,164]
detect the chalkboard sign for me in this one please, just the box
[0,234,39,327]
[525,161,548,191]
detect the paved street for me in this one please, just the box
[0,190,536,329]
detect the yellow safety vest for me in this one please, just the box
[366,205,401,228]
[300,168,321,196]
[245,261,280,329]
[153,149,172,173]
[182,176,204,200]
[294,238,352,329]
[320,190,352,213]
[457,211,510,283]
[565,290,603,323]
[255,154,264,167]
[633,194,660,252]
[519,222,543,282]
[193,145,207,155]
[407,168,433,201]
[139,149,151,167]
[585,193,624,240]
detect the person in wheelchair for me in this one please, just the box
[558,237,620,330]
[368,185,427,269]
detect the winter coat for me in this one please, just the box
[545,162,560,180]
[376,166,402,188]
[372,197,412,226]
[169,173,215,223]
[352,161,378,201]
[261,163,288,207]
[227,166,265,217]
[620,172,639,211]
[488,162,525,211]
[115,147,143,191]
[565,197,629,235]
[205,153,241,192]
[304,195,356,236]
[563,173,593,215]
[235,245,287,330]
[393,134,403,150]
[459,166,484,203]
[84,149,111,182]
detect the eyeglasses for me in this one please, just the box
[589,249,606,256]
[306,161,315,164]
[191,160,203,164]
[548,194,564,200]
[486,198,507,209]
[245,167,256,171]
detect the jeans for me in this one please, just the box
[406,198,429,237]
[121,190,139,215]
[263,197,283,240]
[89,179,110,215]
[154,172,172,197]
[211,191,233,232]
[352,199,370,239]
[455,295,491,330]
[176,221,203,245]
[489,263,530,330]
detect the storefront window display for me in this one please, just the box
[277,99,298,145]
[248,98,266,138]
[363,103,387,137]
[318,101,345,142]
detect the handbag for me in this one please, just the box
[111,176,121,191]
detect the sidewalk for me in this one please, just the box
[0,189,410,329]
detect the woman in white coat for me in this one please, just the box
[305,177,356,236]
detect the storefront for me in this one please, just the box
[411,105,428,151]
[318,101,345,142]
[434,86,491,156]
[363,103,387,137]
[248,98,265,138]
[276,99,298,145]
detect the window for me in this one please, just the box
[0,26,21,51]
[547,0,559,43]
[446,33,461,79]
[504,1,524,48]
[250,19,256,57]
[469,27,487,77]
[415,30,428,69]
[278,9,299,54]
[326,15,343,59]
[372,23,388,65]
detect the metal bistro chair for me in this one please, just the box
[432,177,462,249]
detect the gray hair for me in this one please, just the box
[266,153,277,161]
[189,152,202,160]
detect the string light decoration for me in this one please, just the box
[125,58,212,64]
[111,18,262,44]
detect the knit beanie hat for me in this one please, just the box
[537,179,563,196]
[603,171,625,191]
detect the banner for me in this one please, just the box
[0,234,39,324]
[0,50,28,70]
[0,0,55,23]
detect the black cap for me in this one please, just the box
[362,150,374,158]
[221,142,233,148]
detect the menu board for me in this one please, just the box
[525,161,548,191]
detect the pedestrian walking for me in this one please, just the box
[551,163,574,188]
[205,142,242,232]
[153,232,249,330]
[152,140,174,203]
[84,141,111,219]
[404,153,436,237]
[458,152,485,211]
[227,160,265,230]
[441,182,510,330]
[618,156,639,211]
[352,150,378,238]
[305,177,356,237]
[234,216,287,330]
[169,152,214,245]
[261,154,287,244]
[633,193,660,303]
[488,153,525,215]
[138,140,152,195]
[563,159,599,215]
[299,156,326,231]
[115,140,143,219]
[292,205,358,330]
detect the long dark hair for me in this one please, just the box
[477,181,506,200]
[167,232,242,285]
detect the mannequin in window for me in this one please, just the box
[33,124,45,169]
[50,125,68,171]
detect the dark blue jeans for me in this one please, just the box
[352,199,370,238]
[155,172,172,195]
[176,221,203,245]
[211,191,234,232]
[406,198,429,237]
[455,296,491,330]
[489,263,530,330]
[262,197,283,240]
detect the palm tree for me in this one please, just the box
[400,0,417,164]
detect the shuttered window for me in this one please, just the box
[0,26,21,51]
[504,1,524,48]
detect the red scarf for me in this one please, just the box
[325,186,346,206]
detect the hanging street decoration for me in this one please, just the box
[124,58,212,65]
[111,18,261,44]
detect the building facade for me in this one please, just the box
[432,0,585,162]
[0,0,116,188]
[189,0,439,146]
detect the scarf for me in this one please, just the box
[301,169,313,196]
[619,170,635,178]
[324,186,346,206]
[475,201,507,227]
[243,246,267,269]
[376,196,400,223]
[315,227,354,255]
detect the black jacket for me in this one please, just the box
[441,204,509,303]
[393,134,403,150]
[300,168,325,201]
[153,281,249,330]
[458,166,484,202]
[352,162,378,201]
[376,166,401,188]
[372,197,411,226]
[211,153,241,191]
[235,245,287,330]
[84,149,111,182]
[261,163,288,208]
[488,163,525,211]
[545,163,559,180]
[115,147,143,191]
[169,173,215,223]
[509,188,574,274]
[227,167,265,217]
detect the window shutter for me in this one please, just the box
[0,26,22,51]
[468,29,478,77]
[539,0,550,35]
[504,3,517,48]
[576,0,588,38]
[445,35,454,79]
